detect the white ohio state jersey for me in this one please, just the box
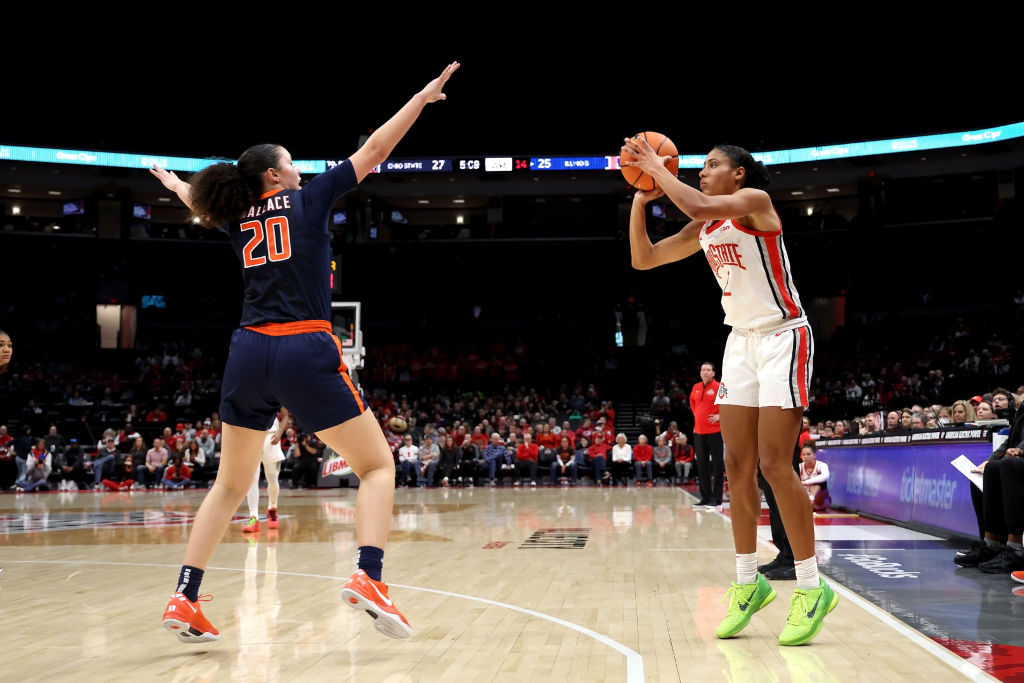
[698,218,806,332]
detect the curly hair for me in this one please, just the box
[188,144,282,227]
[713,144,770,189]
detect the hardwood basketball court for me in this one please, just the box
[0,486,995,681]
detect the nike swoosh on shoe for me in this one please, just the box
[368,582,393,607]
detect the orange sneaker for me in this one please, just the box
[267,508,279,529]
[340,569,412,639]
[242,516,260,533]
[1012,570,1024,585]
[162,593,220,643]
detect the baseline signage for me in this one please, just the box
[818,430,993,538]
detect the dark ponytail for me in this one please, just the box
[714,144,770,189]
[189,143,282,227]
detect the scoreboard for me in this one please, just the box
[325,155,623,174]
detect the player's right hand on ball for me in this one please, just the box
[633,187,665,204]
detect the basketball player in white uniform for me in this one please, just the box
[242,407,289,532]
[623,139,837,646]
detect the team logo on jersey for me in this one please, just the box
[704,242,746,277]
[718,384,728,399]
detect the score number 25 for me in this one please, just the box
[240,217,292,268]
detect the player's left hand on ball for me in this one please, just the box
[622,136,673,176]
[633,187,665,204]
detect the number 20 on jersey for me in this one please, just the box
[240,217,292,268]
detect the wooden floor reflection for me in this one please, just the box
[0,486,980,682]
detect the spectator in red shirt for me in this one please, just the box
[588,433,611,485]
[594,400,616,426]
[535,424,559,456]
[798,416,812,447]
[561,421,576,449]
[0,425,16,490]
[633,434,654,487]
[657,419,682,448]
[145,406,168,423]
[453,424,467,448]
[690,362,724,506]
[515,432,539,486]
[162,453,192,489]
[576,417,595,445]
[172,422,188,446]
[470,425,489,451]
[674,433,695,484]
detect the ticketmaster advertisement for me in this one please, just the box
[820,439,992,538]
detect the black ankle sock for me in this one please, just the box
[177,565,204,602]
[357,546,384,582]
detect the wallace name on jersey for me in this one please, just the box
[245,193,293,219]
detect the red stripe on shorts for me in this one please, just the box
[330,334,365,413]
[796,326,809,406]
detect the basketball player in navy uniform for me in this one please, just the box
[152,62,459,643]
[624,138,836,646]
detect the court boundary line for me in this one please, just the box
[4,559,644,683]
[687,493,998,683]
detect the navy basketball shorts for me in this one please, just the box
[219,321,366,432]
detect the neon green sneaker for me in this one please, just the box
[778,578,838,646]
[716,573,777,639]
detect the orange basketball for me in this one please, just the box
[620,131,679,191]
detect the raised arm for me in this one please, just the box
[349,62,460,182]
[149,166,194,212]
[621,136,774,225]
[629,188,702,270]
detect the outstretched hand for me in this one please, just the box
[421,61,461,103]
[149,165,195,212]
[149,165,183,193]
[621,135,673,177]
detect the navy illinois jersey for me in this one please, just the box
[224,160,357,326]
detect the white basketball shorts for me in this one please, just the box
[715,323,813,409]
[262,433,286,467]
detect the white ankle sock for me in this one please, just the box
[736,552,758,585]
[795,556,820,590]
